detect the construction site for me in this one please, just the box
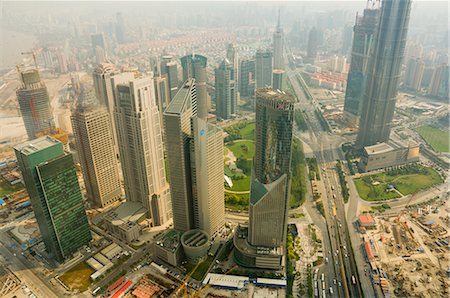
[358,195,449,298]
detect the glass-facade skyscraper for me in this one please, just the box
[15,136,92,263]
[357,0,412,148]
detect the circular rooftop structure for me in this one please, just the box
[181,229,210,262]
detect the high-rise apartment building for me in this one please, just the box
[116,12,126,44]
[273,10,284,70]
[249,89,294,247]
[71,88,122,208]
[357,0,412,148]
[255,49,273,88]
[161,55,179,100]
[93,63,134,153]
[404,58,425,91]
[16,68,56,140]
[15,136,92,262]
[343,7,380,125]
[428,64,449,99]
[164,80,224,237]
[113,75,171,226]
[180,54,209,119]
[239,59,255,97]
[215,59,236,120]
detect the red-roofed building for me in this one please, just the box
[359,214,376,228]
[132,280,160,298]
[364,240,374,260]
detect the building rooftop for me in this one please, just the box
[164,79,194,114]
[256,88,295,103]
[14,136,61,155]
[155,229,181,253]
[103,201,147,226]
[364,142,394,155]
[359,214,375,225]
[181,229,209,247]
[202,273,249,289]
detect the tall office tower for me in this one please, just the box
[239,59,256,97]
[161,56,179,100]
[306,27,319,63]
[190,117,225,237]
[180,54,208,119]
[428,64,449,99]
[357,0,412,148]
[113,75,171,226]
[273,10,284,70]
[115,12,126,44]
[164,80,224,237]
[71,88,122,208]
[16,68,56,140]
[15,136,92,263]
[226,44,240,109]
[93,63,134,152]
[272,69,285,91]
[215,59,236,120]
[248,89,294,247]
[343,7,380,125]
[404,58,425,91]
[341,24,353,55]
[255,49,273,88]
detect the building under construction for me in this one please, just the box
[16,68,55,140]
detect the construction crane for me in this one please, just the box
[172,256,205,297]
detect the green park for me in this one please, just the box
[354,164,443,201]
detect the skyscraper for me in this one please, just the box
[272,69,285,91]
[164,80,225,237]
[234,89,294,269]
[215,59,236,120]
[343,7,380,125]
[161,55,179,100]
[273,9,284,70]
[306,27,319,63]
[255,49,273,88]
[115,12,126,44]
[71,88,122,208]
[113,74,171,226]
[357,0,412,148]
[180,54,209,119]
[226,44,240,109]
[239,59,256,97]
[153,74,170,129]
[249,89,294,247]
[93,63,134,153]
[404,58,425,91]
[16,68,56,140]
[15,136,92,262]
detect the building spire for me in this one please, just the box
[277,7,281,29]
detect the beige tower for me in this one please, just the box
[71,88,122,208]
[191,117,225,237]
[113,74,171,226]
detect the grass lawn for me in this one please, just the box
[59,262,94,292]
[240,122,255,140]
[189,256,214,281]
[354,167,443,201]
[225,175,251,191]
[226,141,255,160]
[415,125,449,153]
[0,177,24,197]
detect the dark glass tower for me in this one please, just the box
[239,59,256,97]
[343,7,380,125]
[15,136,92,263]
[215,59,236,120]
[248,88,294,247]
[357,0,412,148]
